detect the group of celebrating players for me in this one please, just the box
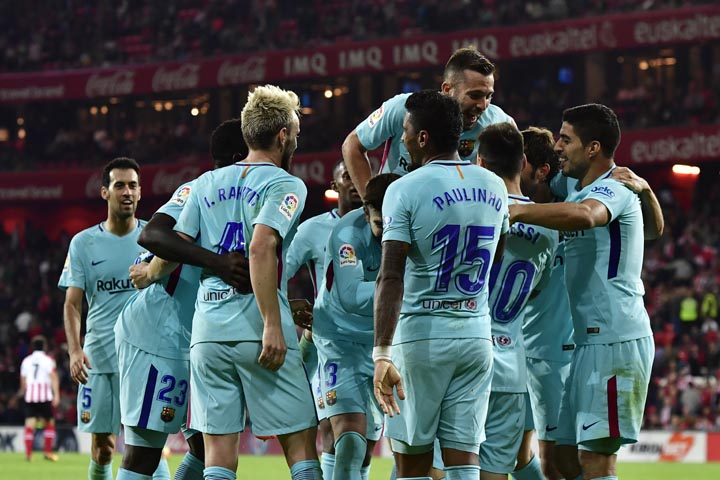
[53,47,664,480]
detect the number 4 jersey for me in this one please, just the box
[488,195,559,393]
[174,162,307,348]
[381,160,509,344]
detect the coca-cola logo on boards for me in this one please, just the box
[152,166,203,196]
[217,57,267,86]
[152,64,200,92]
[85,71,135,97]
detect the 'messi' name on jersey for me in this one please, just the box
[509,223,542,245]
[433,187,503,212]
[97,277,133,293]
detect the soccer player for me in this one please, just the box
[473,124,558,480]
[343,47,514,197]
[509,104,663,480]
[114,119,249,480]
[58,157,171,480]
[174,85,321,480]
[373,90,508,480]
[18,335,60,462]
[313,173,400,480]
[285,159,363,480]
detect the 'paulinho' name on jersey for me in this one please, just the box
[488,195,558,393]
[115,181,202,360]
[356,92,513,176]
[175,162,306,347]
[550,168,652,345]
[313,208,381,345]
[382,160,509,344]
[58,219,147,373]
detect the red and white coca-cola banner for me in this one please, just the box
[0,5,718,103]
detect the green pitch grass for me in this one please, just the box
[2,453,720,479]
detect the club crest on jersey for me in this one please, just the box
[338,244,357,267]
[171,185,192,206]
[317,396,325,409]
[161,406,175,423]
[279,193,299,220]
[80,411,91,423]
[458,139,475,157]
[367,106,383,128]
[326,390,337,406]
[494,335,512,347]
[591,185,615,198]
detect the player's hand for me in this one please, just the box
[129,263,153,289]
[69,349,91,384]
[214,252,252,293]
[289,298,313,329]
[373,359,405,417]
[611,166,649,194]
[52,396,60,408]
[258,326,287,372]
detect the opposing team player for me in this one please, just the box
[373,90,508,480]
[285,159,363,480]
[58,158,171,480]
[509,104,663,480]
[19,335,60,462]
[475,123,558,480]
[174,85,321,480]
[343,47,514,197]
[313,173,399,480]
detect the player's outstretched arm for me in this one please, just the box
[63,286,91,384]
[250,224,287,372]
[509,199,610,232]
[611,166,664,240]
[139,212,251,292]
[342,129,373,199]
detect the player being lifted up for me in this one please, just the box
[312,173,400,480]
[373,90,508,480]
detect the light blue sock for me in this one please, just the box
[512,454,543,480]
[321,453,336,480]
[203,466,235,480]
[389,462,397,480]
[117,469,152,480]
[361,464,370,480]
[153,458,171,480]
[175,452,205,480]
[445,465,480,480]
[290,459,322,480]
[88,459,112,480]
[333,432,367,480]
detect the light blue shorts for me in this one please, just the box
[117,340,188,434]
[385,338,493,452]
[479,392,526,474]
[314,336,383,441]
[124,425,168,449]
[554,337,654,450]
[189,341,317,436]
[526,356,571,441]
[77,372,121,435]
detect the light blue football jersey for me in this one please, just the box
[522,237,575,362]
[286,209,341,296]
[552,168,652,345]
[381,160,509,344]
[58,219,147,373]
[174,162,307,347]
[115,181,202,360]
[313,208,381,345]
[356,92,514,175]
[488,195,558,393]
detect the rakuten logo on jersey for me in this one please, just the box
[630,130,720,163]
[634,14,720,45]
[152,64,200,92]
[97,278,133,293]
[217,57,266,86]
[85,71,135,97]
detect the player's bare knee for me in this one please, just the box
[279,427,319,464]
[186,433,205,461]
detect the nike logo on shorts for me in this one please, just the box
[91,260,107,266]
[582,420,600,430]
[545,426,558,432]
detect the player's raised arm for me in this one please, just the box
[342,128,373,199]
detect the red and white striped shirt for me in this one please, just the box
[20,351,56,403]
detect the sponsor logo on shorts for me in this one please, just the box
[591,185,615,198]
[587,327,600,334]
[317,396,325,409]
[326,390,337,406]
[80,411,91,424]
[421,299,478,311]
[279,193,299,220]
[582,420,600,431]
[367,106,383,128]
[545,425,558,432]
[338,244,357,267]
[458,139,476,158]
[493,335,512,346]
[562,344,575,351]
[171,185,192,206]
[161,406,175,423]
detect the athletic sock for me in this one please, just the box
[43,424,55,455]
[153,457,171,480]
[290,459,323,480]
[175,452,205,480]
[321,453,336,480]
[88,459,113,480]
[117,469,152,480]
[361,464,371,480]
[24,426,33,459]
[512,454,543,480]
[203,466,235,480]
[445,465,481,480]
[389,462,397,480]
[333,431,367,480]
